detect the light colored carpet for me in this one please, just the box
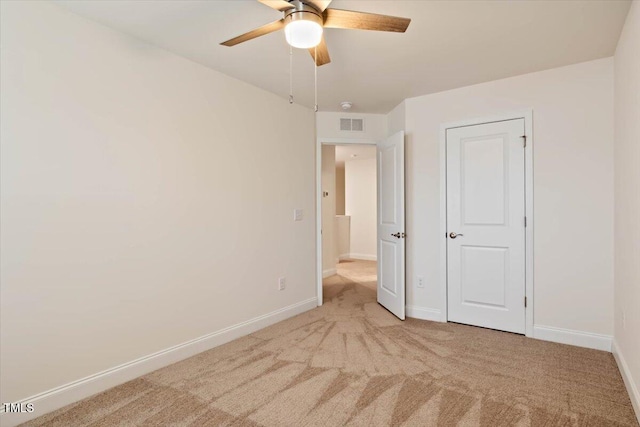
[23,260,638,426]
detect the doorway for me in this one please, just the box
[321,144,378,305]
[317,132,407,320]
[441,112,534,336]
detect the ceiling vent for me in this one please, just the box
[340,118,364,132]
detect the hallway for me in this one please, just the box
[323,259,377,302]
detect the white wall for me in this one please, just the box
[0,0,316,410]
[387,101,406,136]
[613,0,640,418]
[316,112,387,142]
[321,145,337,275]
[345,158,377,260]
[399,58,615,338]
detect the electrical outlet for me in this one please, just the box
[293,209,303,221]
[278,277,286,291]
[417,276,424,288]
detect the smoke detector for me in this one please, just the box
[340,101,353,110]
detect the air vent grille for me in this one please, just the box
[339,118,364,132]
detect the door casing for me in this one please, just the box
[439,110,534,337]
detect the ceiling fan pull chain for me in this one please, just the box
[289,45,294,104]
[314,45,318,112]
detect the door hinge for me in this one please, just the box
[521,135,527,148]
[524,216,527,227]
[524,296,527,308]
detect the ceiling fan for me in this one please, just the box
[220,0,411,66]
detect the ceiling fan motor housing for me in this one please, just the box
[284,1,323,25]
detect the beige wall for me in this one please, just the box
[345,158,377,260]
[335,165,345,215]
[321,145,337,274]
[399,58,615,336]
[0,1,316,405]
[335,215,351,259]
[614,0,640,416]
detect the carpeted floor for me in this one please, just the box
[24,260,638,426]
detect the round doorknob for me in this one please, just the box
[449,232,464,239]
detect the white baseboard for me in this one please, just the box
[338,254,350,261]
[0,297,318,427]
[348,253,377,261]
[612,340,640,423]
[322,268,337,278]
[532,325,612,352]
[406,306,443,322]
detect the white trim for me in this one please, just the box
[322,268,337,278]
[318,137,378,145]
[348,253,377,261]
[439,110,534,337]
[524,112,534,338]
[439,121,448,325]
[612,340,640,423]
[316,136,379,307]
[338,253,350,261]
[406,306,442,322]
[316,132,322,306]
[0,297,318,427]
[532,325,612,352]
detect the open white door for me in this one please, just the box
[377,131,405,320]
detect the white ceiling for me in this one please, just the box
[335,145,376,167]
[55,0,631,114]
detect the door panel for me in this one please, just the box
[447,119,525,334]
[462,137,506,225]
[461,246,508,308]
[377,131,405,320]
[380,145,397,225]
[380,240,397,295]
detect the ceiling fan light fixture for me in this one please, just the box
[284,11,323,49]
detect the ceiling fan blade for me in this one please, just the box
[257,0,295,12]
[304,0,332,12]
[309,36,331,66]
[220,19,285,47]
[322,8,411,33]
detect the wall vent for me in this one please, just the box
[340,118,364,132]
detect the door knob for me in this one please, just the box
[391,232,406,238]
[449,232,464,239]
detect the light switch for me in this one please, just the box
[294,209,303,221]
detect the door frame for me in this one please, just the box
[316,137,378,307]
[439,110,534,337]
